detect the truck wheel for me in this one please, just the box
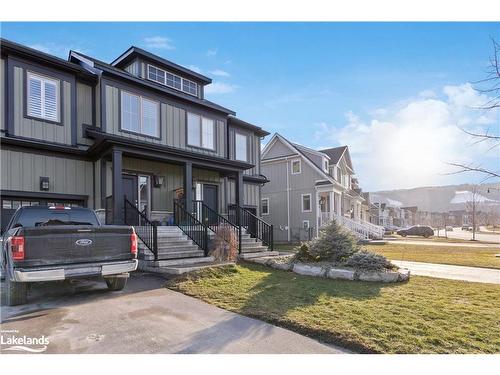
[6,278,28,306]
[105,277,127,291]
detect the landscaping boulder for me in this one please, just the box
[397,268,411,282]
[358,270,400,282]
[293,263,326,277]
[326,267,355,280]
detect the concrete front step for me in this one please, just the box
[147,256,214,267]
[158,261,235,275]
[140,249,205,260]
[239,251,280,260]
[240,245,269,253]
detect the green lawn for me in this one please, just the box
[366,243,500,269]
[166,263,500,354]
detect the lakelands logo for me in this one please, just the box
[1,330,49,353]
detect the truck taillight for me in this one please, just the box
[130,233,138,256]
[11,236,25,261]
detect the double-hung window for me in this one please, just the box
[121,91,159,137]
[291,159,301,174]
[261,198,269,215]
[235,133,248,161]
[27,72,60,122]
[187,112,215,150]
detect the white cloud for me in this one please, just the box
[314,83,499,190]
[204,82,237,95]
[206,49,217,57]
[29,43,86,58]
[143,36,174,50]
[187,65,202,74]
[209,69,230,77]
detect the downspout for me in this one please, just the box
[286,159,291,242]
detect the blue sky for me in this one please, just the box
[1,22,499,190]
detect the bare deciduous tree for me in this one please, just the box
[448,38,500,179]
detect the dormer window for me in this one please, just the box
[147,64,198,97]
[323,159,329,172]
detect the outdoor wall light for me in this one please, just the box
[40,176,50,191]
[153,175,164,187]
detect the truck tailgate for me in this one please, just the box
[18,225,133,267]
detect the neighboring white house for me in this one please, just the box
[261,133,383,242]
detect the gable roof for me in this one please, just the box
[69,50,235,115]
[262,134,342,188]
[111,46,212,84]
[320,145,353,171]
[320,146,347,164]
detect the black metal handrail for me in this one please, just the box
[193,200,241,253]
[124,198,158,261]
[228,205,274,251]
[173,200,208,256]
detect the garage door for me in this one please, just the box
[1,197,85,232]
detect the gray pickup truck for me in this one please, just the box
[1,205,138,305]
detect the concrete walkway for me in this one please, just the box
[392,260,500,284]
[0,273,346,354]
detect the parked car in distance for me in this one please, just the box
[445,226,454,231]
[397,225,434,238]
[461,225,471,231]
[1,205,138,305]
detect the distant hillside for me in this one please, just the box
[371,183,500,212]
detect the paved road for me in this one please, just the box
[389,240,499,248]
[0,273,346,354]
[438,227,500,243]
[392,260,500,284]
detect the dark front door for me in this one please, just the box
[123,175,139,225]
[202,184,218,212]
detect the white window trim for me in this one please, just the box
[303,220,310,229]
[301,193,312,213]
[27,71,60,122]
[323,159,329,172]
[261,198,270,215]
[235,132,248,162]
[120,90,160,138]
[291,159,301,174]
[187,112,216,151]
[147,64,198,97]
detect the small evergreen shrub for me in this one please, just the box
[294,242,319,262]
[343,250,394,271]
[308,220,360,262]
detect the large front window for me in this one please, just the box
[121,91,159,137]
[187,112,215,150]
[27,72,60,122]
[235,133,248,161]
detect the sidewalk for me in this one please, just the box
[389,240,499,248]
[392,260,500,284]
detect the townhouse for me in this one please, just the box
[0,39,274,267]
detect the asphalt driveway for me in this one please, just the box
[0,273,346,354]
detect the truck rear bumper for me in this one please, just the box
[13,259,138,282]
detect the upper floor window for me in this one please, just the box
[336,167,342,182]
[291,159,301,174]
[323,159,329,172]
[235,133,248,161]
[27,72,60,122]
[121,91,159,138]
[187,112,215,150]
[147,64,198,97]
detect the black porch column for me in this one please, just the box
[184,161,193,213]
[236,171,244,208]
[112,149,124,224]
